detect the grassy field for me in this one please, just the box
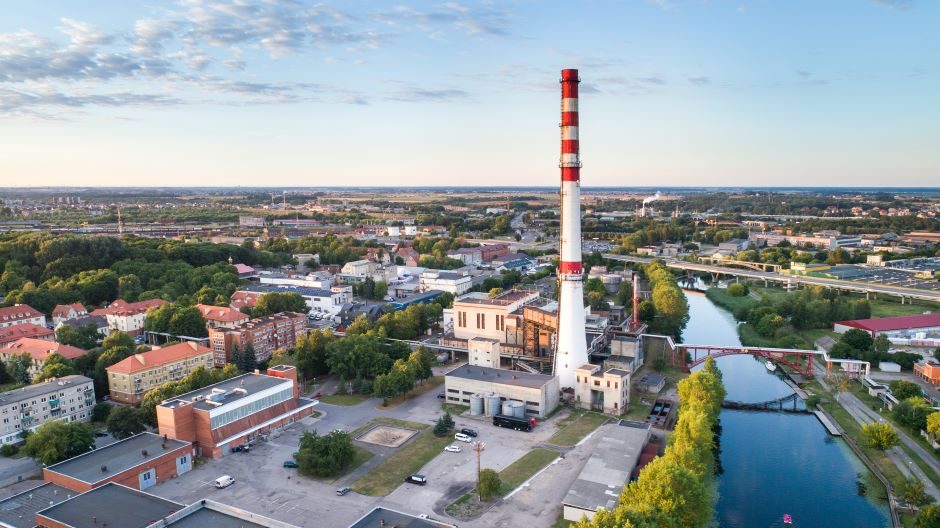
[351,421,452,496]
[548,410,609,447]
[497,448,559,493]
[379,376,444,409]
[318,393,371,406]
[442,403,470,415]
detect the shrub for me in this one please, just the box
[0,443,18,457]
[726,283,748,297]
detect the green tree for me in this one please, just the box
[7,353,32,385]
[254,292,308,316]
[237,343,257,373]
[894,397,933,432]
[294,430,355,477]
[615,280,634,307]
[21,421,95,465]
[902,479,932,509]
[118,274,142,302]
[861,422,899,451]
[726,283,747,297]
[586,291,608,311]
[294,329,333,380]
[916,505,940,528]
[408,347,434,384]
[373,373,395,406]
[873,334,891,355]
[56,324,100,350]
[927,412,940,439]
[102,331,135,352]
[889,380,922,401]
[144,303,208,338]
[33,353,76,382]
[478,468,501,501]
[840,328,874,353]
[91,403,113,423]
[106,406,146,440]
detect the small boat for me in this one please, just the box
[765,360,777,372]
[783,513,793,525]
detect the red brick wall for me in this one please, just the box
[43,444,193,493]
[157,403,196,443]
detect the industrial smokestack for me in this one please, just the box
[632,273,639,331]
[554,68,590,388]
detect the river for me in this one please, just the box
[682,288,891,528]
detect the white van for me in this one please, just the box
[454,432,472,443]
[214,475,235,489]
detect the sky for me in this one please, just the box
[0,0,937,188]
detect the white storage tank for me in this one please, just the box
[505,400,525,418]
[470,394,485,416]
[485,393,502,417]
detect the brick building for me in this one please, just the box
[43,432,193,492]
[0,304,46,329]
[106,342,214,404]
[157,365,317,458]
[0,375,95,446]
[195,304,250,329]
[207,312,306,367]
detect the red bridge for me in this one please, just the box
[674,345,821,377]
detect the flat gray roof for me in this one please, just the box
[159,507,274,528]
[348,507,454,528]
[0,482,74,528]
[446,365,555,389]
[36,483,183,528]
[562,422,651,514]
[160,373,288,411]
[45,432,190,484]
[0,375,92,406]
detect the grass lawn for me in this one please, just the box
[378,376,444,409]
[318,393,371,406]
[705,287,756,313]
[498,448,559,493]
[548,410,609,447]
[350,422,451,496]
[551,516,573,528]
[442,403,470,415]
[869,298,939,318]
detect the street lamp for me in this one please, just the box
[472,441,486,501]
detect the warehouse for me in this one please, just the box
[562,421,652,523]
[444,365,559,418]
[833,313,940,339]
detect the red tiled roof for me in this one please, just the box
[3,337,87,361]
[233,263,255,274]
[196,304,250,323]
[836,313,940,333]
[106,342,212,375]
[230,291,260,310]
[52,303,87,318]
[0,304,43,322]
[0,323,54,345]
[91,298,165,316]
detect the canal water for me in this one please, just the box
[682,288,891,528]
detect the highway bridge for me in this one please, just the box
[603,253,940,303]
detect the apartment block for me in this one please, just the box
[207,312,306,367]
[91,298,166,336]
[1,338,87,378]
[0,304,46,329]
[106,342,214,404]
[0,375,95,445]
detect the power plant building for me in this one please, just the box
[443,365,559,418]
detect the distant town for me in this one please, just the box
[0,186,936,527]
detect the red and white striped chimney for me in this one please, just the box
[554,68,589,388]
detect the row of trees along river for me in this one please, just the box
[682,278,891,527]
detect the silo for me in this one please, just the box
[486,393,502,417]
[506,400,525,418]
[469,394,484,416]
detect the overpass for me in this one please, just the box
[603,253,940,303]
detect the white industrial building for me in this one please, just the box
[444,365,559,418]
[420,270,472,295]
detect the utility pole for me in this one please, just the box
[472,441,485,501]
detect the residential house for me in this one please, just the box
[0,323,54,347]
[0,338,87,378]
[341,259,376,277]
[0,304,46,329]
[195,304,250,329]
[446,247,483,266]
[56,315,110,336]
[106,342,214,404]
[51,303,88,327]
[90,299,166,336]
[395,247,421,267]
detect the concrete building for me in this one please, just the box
[50,303,87,327]
[573,364,631,416]
[446,247,483,266]
[35,482,185,528]
[419,270,472,295]
[444,364,559,418]
[479,243,510,262]
[239,215,265,227]
[0,482,74,528]
[157,365,317,458]
[750,231,861,250]
[0,375,95,446]
[258,271,332,289]
[341,259,376,277]
[453,290,538,344]
[834,313,940,339]
[562,421,652,522]
[238,284,347,314]
[914,360,940,386]
[207,312,306,367]
[0,324,54,347]
[90,299,166,336]
[195,304,250,329]
[718,239,750,252]
[348,507,457,528]
[106,342,214,404]
[0,304,46,329]
[1,338,87,378]
[43,432,194,492]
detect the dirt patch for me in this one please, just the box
[356,425,418,448]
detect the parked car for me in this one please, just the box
[454,432,472,443]
[283,460,299,468]
[436,393,446,400]
[460,428,478,438]
[94,431,109,438]
[444,445,461,453]
[405,474,427,486]
[336,486,350,496]
[214,475,235,489]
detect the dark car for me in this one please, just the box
[460,428,478,438]
[94,431,109,438]
[405,474,427,486]
[436,393,446,400]
[283,460,299,468]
